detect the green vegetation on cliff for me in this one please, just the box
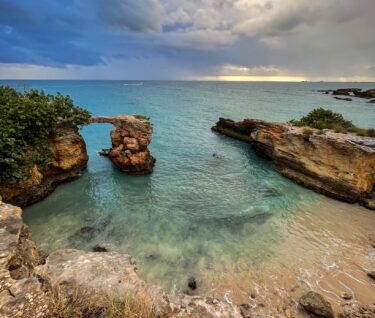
[290,107,375,137]
[0,86,91,183]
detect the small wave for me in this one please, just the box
[123,82,144,86]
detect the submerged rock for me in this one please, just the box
[334,97,352,101]
[188,277,198,290]
[239,304,253,318]
[0,200,242,318]
[369,233,375,248]
[213,117,375,209]
[299,291,334,318]
[91,115,155,175]
[367,271,375,280]
[92,245,108,252]
[341,292,352,300]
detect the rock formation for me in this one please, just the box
[212,118,375,209]
[0,199,241,318]
[92,115,156,175]
[318,88,375,99]
[0,123,88,208]
[299,291,334,318]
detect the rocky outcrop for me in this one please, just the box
[299,291,334,318]
[318,88,375,99]
[0,200,240,318]
[0,123,88,208]
[92,115,155,175]
[212,118,375,209]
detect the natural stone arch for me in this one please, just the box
[91,115,155,175]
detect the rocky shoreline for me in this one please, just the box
[0,115,156,208]
[317,88,375,103]
[212,118,375,209]
[1,199,375,317]
[0,199,242,318]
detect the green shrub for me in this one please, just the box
[289,108,354,130]
[0,86,91,183]
[290,108,374,137]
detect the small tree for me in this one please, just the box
[0,86,91,183]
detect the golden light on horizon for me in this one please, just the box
[200,76,308,82]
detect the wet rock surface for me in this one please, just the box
[213,117,375,209]
[92,115,156,175]
[0,200,242,318]
[299,291,334,318]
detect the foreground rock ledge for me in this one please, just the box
[0,200,240,318]
[212,118,375,209]
[92,115,156,175]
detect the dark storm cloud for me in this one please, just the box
[95,0,163,32]
[0,0,163,66]
[0,0,375,79]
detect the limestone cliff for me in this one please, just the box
[92,115,156,175]
[213,118,375,209]
[0,200,241,318]
[0,123,88,208]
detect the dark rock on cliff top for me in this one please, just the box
[299,291,334,318]
[367,271,375,280]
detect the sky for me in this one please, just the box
[0,0,375,81]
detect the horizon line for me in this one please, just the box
[1,79,374,83]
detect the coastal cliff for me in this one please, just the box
[0,124,88,208]
[0,200,241,318]
[92,115,156,175]
[212,118,375,209]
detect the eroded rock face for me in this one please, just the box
[213,118,375,209]
[92,115,156,175]
[0,201,241,318]
[0,123,88,207]
[0,200,46,318]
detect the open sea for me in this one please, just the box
[2,80,375,312]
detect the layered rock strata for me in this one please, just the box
[0,123,88,208]
[0,200,241,318]
[212,118,375,209]
[92,115,155,175]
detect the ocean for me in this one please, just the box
[2,80,375,309]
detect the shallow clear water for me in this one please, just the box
[2,81,375,306]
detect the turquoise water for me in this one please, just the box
[2,81,375,299]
